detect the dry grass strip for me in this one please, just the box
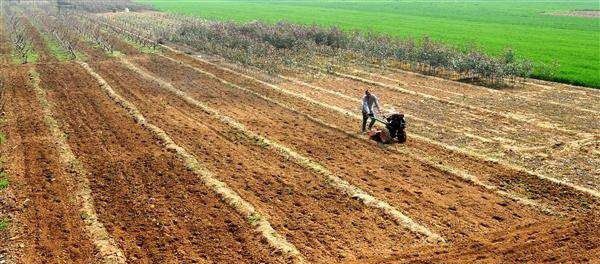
[158,56,559,215]
[95,17,594,203]
[177,55,599,200]
[276,74,493,143]
[120,57,446,243]
[355,66,599,115]
[29,66,126,264]
[78,61,305,262]
[308,65,593,138]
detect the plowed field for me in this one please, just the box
[0,10,598,264]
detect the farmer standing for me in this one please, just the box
[361,90,380,133]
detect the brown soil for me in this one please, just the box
[128,54,581,241]
[35,62,282,263]
[3,10,598,263]
[155,53,598,214]
[92,58,425,263]
[381,213,600,263]
[296,73,598,190]
[300,66,600,191]
[346,65,599,132]
[0,66,97,263]
[189,54,599,195]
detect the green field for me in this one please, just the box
[138,0,600,88]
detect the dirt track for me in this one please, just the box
[1,10,599,263]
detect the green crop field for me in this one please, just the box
[138,0,600,88]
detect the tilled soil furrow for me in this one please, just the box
[218,57,600,197]
[0,67,97,263]
[313,68,593,140]
[360,64,600,114]
[90,59,425,263]
[127,54,564,242]
[522,80,600,101]
[347,68,600,134]
[276,68,579,147]
[157,57,556,214]
[36,62,283,264]
[277,74,496,144]
[272,73,521,158]
[387,213,600,263]
[153,54,557,215]
[176,54,501,152]
[79,60,305,263]
[272,70,600,193]
[30,66,126,263]
[157,52,600,208]
[122,57,445,242]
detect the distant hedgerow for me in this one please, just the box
[97,12,540,86]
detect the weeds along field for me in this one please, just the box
[0,2,599,264]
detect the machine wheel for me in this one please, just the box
[397,131,407,143]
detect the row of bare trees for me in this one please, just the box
[95,15,161,51]
[64,0,153,13]
[61,12,117,54]
[23,8,79,60]
[2,7,33,64]
[102,13,540,86]
[12,6,541,87]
